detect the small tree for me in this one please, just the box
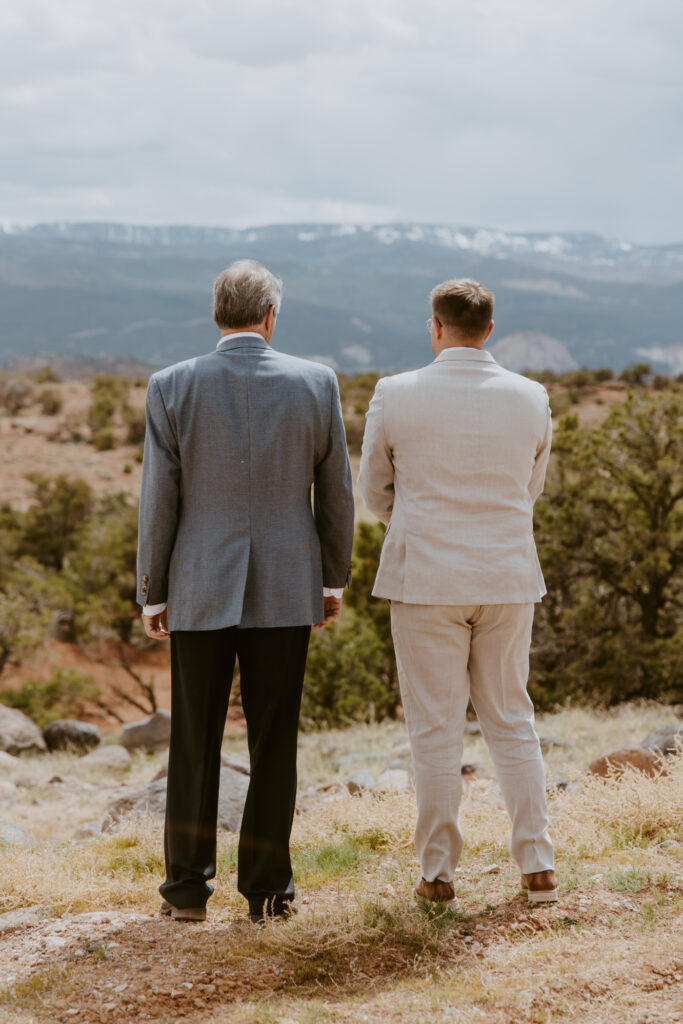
[532,390,683,704]
[18,474,94,571]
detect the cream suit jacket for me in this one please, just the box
[358,347,552,605]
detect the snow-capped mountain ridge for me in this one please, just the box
[2,220,682,268]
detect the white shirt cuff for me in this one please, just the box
[144,591,342,615]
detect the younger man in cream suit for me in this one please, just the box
[358,278,557,904]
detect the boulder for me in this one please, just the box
[152,751,250,783]
[0,781,18,802]
[0,905,52,933]
[43,719,101,753]
[73,820,101,839]
[587,747,665,778]
[0,820,36,847]
[0,751,20,772]
[220,751,251,775]
[121,710,171,752]
[0,705,47,756]
[375,769,411,793]
[347,772,376,795]
[641,723,683,757]
[102,766,249,833]
[73,745,131,776]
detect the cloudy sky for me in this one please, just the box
[1,0,682,242]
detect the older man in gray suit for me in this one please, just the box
[137,260,354,922]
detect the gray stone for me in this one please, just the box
[43,719,101,753]
[73,744,131,776]
[121,710,171,752]
[102,766,249,833]
[547,774,569,791]
[655,839,681,852]
[220,751,251,775]
[151,762,168,782]
[0,905,52,933]
[0,705,47,755]
[0,820,36,847]
[641,723,683,757]
[73,820,102,839]
[217,767,250,831]
[387,758,412,771]
[375,769,411,793]
[347,772,376,795]
[0,780,18,801]
[0,750,20,772]
[334,751,386,770]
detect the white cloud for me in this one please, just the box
[0,0,682,241]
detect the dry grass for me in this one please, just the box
[0,704,682,1023]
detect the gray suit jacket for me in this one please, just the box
[136,334,355,630]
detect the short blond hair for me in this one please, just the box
[430,278,494,338]
[213,260,282,329]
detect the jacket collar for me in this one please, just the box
[216,331,270,352]
[433,346,496,364]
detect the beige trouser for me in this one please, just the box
[390,601,554,882]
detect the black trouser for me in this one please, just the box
[159,624,311,912]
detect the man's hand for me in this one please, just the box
[142,607,170,639]
[314,596,342,629]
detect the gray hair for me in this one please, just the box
[213,259,283,329]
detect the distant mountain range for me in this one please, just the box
[1,221,682,375]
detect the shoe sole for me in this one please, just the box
[525,889,559,903]
[160,901,206,921]
[414,888,456,904]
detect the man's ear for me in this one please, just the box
[483,320,494,343]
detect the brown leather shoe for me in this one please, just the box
[521,870,558,903]
[159,899,207,921]
[414,877,455,903]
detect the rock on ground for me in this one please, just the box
[375,769,411,793]
[0,705,47,755]
[641,723,683,757]
[43,719,101,753]
[152,751,250,783]
[121,710,171,752]
[347,771,376,795]
[0,780,18,802]
[0,820,36,847]
[587,747,666,778]
[0,905,52,934]
[0,750,20,771]
[102,766,249,833]
[72,744,132,776]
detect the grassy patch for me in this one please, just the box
[608,866,652,895]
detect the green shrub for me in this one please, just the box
[94,427,116,451]
[0,376,34,415]
[38,387,63,415]
[303,610,396,728]
[122,405,146,445]
[1,668,101,728]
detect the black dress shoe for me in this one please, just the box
[248,898,299,924]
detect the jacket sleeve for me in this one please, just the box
[358,378,394,525]
[136,376,181,607]
[528,392,553,504]
[313,372,355,589]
